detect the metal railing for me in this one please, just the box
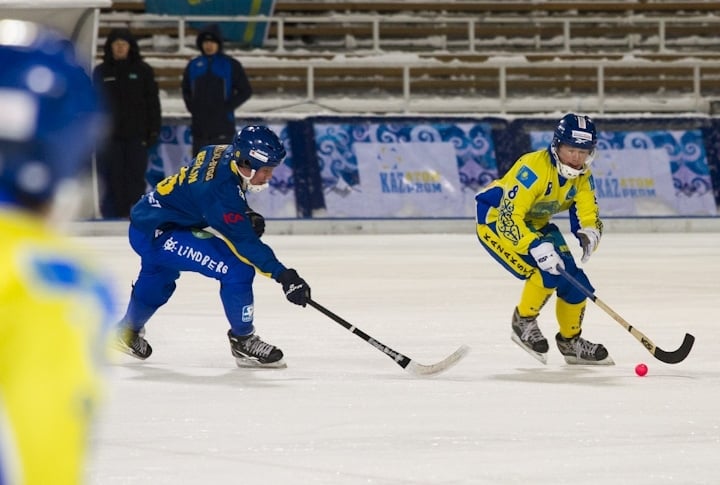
[99,12,720,54]
[100,12,720,113]
[150,55,720,114]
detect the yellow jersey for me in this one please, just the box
[0,208,114,485]
[476,148,602,254]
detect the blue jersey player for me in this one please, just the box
[116,125,310,368]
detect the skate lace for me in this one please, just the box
[243,335,274,358]
[130,334,148,354]
[521,320,545,344]
[573,337,598,358]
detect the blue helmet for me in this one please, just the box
[552,113,597,150]
[550,113,598,179]
[0,19,106,206]
[232,125,286,171]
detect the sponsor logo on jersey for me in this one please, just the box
[223,212,244,224]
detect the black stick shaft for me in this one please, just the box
[307,299,412,369]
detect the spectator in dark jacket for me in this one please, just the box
[93,28,162,218]
[182,24,253,156]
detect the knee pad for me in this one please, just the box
[220,257,256,286]
[132,269,179,307]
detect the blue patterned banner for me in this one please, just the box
[530,128,717,216]
[145,116,719,220]
[313,119,498,217]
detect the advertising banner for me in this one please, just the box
[315,119,499,218]
[530,128,717,216]
[146,117,718,220]
[323,142,460,217]
[592,149,676,216]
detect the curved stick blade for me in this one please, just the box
[405,345,471,376]
[654,333,695,364]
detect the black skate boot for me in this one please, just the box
[555,332,614,365]
[511,307,549,364]
[228,330,286,368]
[116,326,152,360]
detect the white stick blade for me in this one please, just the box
[405,345,471,376]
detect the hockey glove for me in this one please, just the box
[278,269,311,307]
[530,241,564,276]
[577,227,601,263]
[247,209,265,237]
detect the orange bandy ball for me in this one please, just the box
[635,363,648,377]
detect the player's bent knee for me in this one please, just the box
[556,268,594,304]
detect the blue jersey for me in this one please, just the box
[129,144,287,279]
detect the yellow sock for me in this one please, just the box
[556,299,586,338]
[517,280,553,317]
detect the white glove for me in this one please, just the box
[529,241,564,275]
[577,228,601,263]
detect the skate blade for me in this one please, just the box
[562,355,615,366]
[234,356,287,369]
[511,333,548,365]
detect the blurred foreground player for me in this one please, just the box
[115,125,310,368]
[475,113,613,365]
[0,20,114,484]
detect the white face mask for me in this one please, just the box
[551,145,596,180]
[237,167,269,192]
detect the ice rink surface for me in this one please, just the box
[82,230,720,485]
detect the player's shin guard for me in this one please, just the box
[555,298,612,365]
[517,278,553,317]
[556,298,585,339]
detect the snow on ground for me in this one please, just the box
[83,231,720,485]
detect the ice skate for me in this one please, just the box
[511,307,549,364]
[228,331,286,368]
[555,332,614,365]
[116,326,152,360]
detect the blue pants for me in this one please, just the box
[121,225,256,336]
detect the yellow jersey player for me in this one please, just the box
[0,20,114,484]
[475,113,612,365]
